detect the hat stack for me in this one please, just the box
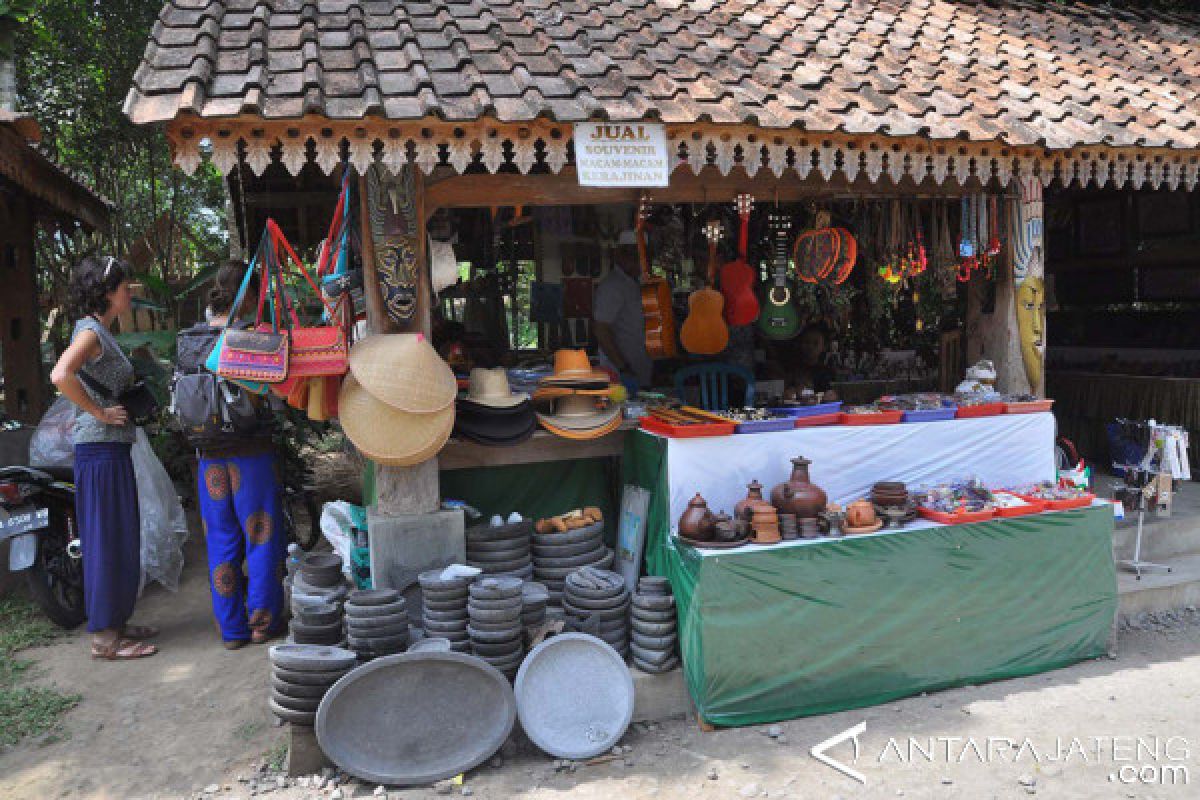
[521,581,549,627]
[465,517,534,579]
[290,552,349,619]
[533,350,623,441]
[532,509,612,604]
[343,588,410,662]
[630,577,679,673]
[454,368,536,446]
[339,334,456,466]
[562,567,630,659]
[467,577,526,680]
[268,644,357,727]
[418,568,474,653]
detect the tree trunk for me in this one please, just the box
[0,23,15,113]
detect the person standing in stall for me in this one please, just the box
[178,261,287,649]
[50,256,158,660]
[594,232,654,394]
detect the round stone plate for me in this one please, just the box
[316,652,516,785]
[270,644,358,672]
[515,633,634,760]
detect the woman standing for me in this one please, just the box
[178,261,286,649]
[50,256,157,660]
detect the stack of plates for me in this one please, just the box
[418,569,473,654]
[467,577,526,680]
[630,577,679,673]
[562,567,630,659]
[521,582,549,627]
[465,520,533,579]
[268,644,356,726]
[344,589,409,662]
[531,521,613,604]
[289,601,344,646]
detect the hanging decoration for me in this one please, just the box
[793,209,858,287]
[955,194,1004,282]
[876,200,927,286]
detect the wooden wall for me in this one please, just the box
[0,190,44,423]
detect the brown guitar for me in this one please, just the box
[679,220,730,355]
[637,197,678,359]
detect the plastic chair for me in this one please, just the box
[674,363,755,411]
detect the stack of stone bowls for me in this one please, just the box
[521,581,549,628]
[289,601,344,646]
[343,589,409,662]
[562,567,630,658]
[290,553,348,616]
[630,576,679,673]
[531,521,612,605]
[465,518,534,579]
[418,569,474,654]
[268,644,357,726]
[467,577,526,680]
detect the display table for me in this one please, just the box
[622,425,1117,727]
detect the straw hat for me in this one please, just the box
[539,349,610,386]
[348,333,456,413]
[338,374,454,466]
[465,367,528,408]
[535,394,622,439]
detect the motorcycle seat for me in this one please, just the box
[39,465,75,483]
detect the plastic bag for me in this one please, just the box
[29,396,76,467]
[132,428,190,593]
[319,501,366,577]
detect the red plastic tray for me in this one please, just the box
[1017,492,1095,511]
[955,402,1006,418]
[992,492,1046,518]
[638,416,736,438]
[838,410,904,426]
[794,412,842,428]
[917,506,997,525]
[1005,399,1055,414]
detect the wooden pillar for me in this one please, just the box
[358,164,439,514]
[0,194,46,423]
[965,179,1045,396]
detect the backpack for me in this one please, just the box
[172,324,263,446]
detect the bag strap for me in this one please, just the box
[268,219,339,321]
[225,234,268,332]
[77,368,116,402]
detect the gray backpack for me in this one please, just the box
[172,324,262,446]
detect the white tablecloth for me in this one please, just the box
[659,412,1057,523]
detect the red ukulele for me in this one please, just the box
[719,193,759,326]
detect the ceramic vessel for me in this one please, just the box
[845,500,878,529]
[769,457,827,518]
[678,494,715,539]
[734,480,765,520]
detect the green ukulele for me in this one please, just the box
[758,212,801,340]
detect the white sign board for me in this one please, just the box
[573,123,670,187]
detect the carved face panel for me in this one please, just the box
[1016,276,1045,393]
[378,236,418,321]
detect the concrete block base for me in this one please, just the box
[631,666,690,723]
[286,725,329,777]
[367,507,465,593]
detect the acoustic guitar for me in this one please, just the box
[679,220,730,355]
[757,212,801,340]
[719,193,760,326]
[636,197,679,359]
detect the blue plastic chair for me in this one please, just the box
[674,363,755,411]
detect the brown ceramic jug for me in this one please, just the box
[769,456,827,518]
[845,499,878,529]
[734,480,765,520]
[679,493,715,539]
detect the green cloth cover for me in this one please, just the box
[624,430,1118,727]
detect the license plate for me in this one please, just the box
[0,506,49,538]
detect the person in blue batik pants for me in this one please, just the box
[197,453,286,645]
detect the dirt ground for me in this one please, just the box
[2,533,1199,800]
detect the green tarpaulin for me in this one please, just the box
[624,430,1118,727]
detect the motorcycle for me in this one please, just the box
[0,421,86,628]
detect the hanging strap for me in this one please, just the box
[268,219,339,320]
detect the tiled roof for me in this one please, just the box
[125,0,1200,150]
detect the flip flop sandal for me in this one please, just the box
[91,638,156,661]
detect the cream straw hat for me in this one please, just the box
[338,374,454,466]
[348,333,456,414]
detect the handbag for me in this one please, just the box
[214,233,290,385]
[78,370,159,425]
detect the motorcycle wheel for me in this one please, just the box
[25,499,87,629]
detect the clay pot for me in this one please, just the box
[844,500,878,529]
[734,480,766,520]
[769,457,828,518]
[679,494,716,540]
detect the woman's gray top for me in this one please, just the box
[70,316,136,445]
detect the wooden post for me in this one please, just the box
[0,194,47,423]
[965,181,1045,396]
